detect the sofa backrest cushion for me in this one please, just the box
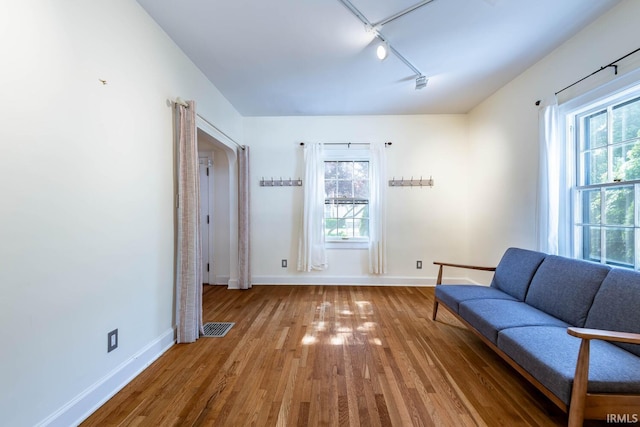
[585,268,640,357]
[525,256,610,327]
[489,247,546,300]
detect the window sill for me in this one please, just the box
[326,241,369,250]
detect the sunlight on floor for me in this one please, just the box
[301,300,380,346]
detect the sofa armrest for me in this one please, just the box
[566,327,640,427]
[432,262,496,285]
[567,327,640,345]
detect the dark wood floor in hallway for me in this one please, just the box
[82,285,604,426]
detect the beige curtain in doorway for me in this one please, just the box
[175,100,203,343]
[238,146,251,289]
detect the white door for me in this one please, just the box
[199,157,212,284]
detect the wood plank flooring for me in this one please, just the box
[82,286,607,426]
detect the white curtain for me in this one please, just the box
[175,100,203,343]
[297,143,328,271]
[369,142,388,274]
[537,98,560,255]
[238,146,252,289]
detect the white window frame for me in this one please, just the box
[562,75,640,269]
[323,147,370,249]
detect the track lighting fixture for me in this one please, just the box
[376,42,389,60]
[338,0,429,91]
[415,75,428,90]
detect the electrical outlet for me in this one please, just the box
[108,329,118,353]
[281,259,287,268]
[416,260,423,269]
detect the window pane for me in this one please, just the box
[353,180,369,199]
[337,162,353,180]
[583,148,608,185]
[324,162,337,179]
[325,180,337,198]
[353,219,369,237]
[333,218,348,237]
[324,202,337,218]
[581,189,601,224]
[622,141,640,181]
[612,144,628,182]
[337,180,352,198]
[354,161,369,179]
[325,218,339,237]
[352,203,368,220]
[605,227,634,267]
[604,187,634,226]
[612,96,640,143]
[582,226,601,263]
[336,203,351,219]
[584,111,608,149]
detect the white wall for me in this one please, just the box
[466,0,640,278]
[0,1,242,425]
[244,115,471,284]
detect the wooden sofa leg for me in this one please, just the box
[568,339,590,427]
[432,264,444,321]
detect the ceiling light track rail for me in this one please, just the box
[337,0,428,87]
[337,0,373,27]
[373,0,436,28]
[388,44,421,77]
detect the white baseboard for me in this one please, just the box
[227,278,239,289]
[251,275,424,286]
[251,275,475,286]
[38,327,176,427]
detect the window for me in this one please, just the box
[573,89,640,268]
[324,160,370,241]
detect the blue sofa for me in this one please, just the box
[432,247,640,427]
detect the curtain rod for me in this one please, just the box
[174,98,245,150]
[299,142,392,147]
[554,47,640,97]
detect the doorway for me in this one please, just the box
[199,155,213,284]
[197,125,237,287]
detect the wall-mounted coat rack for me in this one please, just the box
[388,176,434,188]
[260,177,303,187]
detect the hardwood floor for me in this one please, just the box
[82,285,601,426]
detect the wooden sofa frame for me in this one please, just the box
[432,261,640,427]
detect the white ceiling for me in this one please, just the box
[136,0,620,116]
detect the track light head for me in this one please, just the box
[376,42,389,61]
[415,75,428,90]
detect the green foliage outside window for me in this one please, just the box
[579,96,640,267]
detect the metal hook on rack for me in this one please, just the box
[260,175,303,187]
[388,175,435,188]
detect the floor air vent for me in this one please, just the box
[202,322,234,338]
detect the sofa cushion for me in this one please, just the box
[525,256,610,327]
[498,326,640,405]
[458,299,569,344]
[489,247,546,300]
[435,285,517,314]
[585,268,640,357]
